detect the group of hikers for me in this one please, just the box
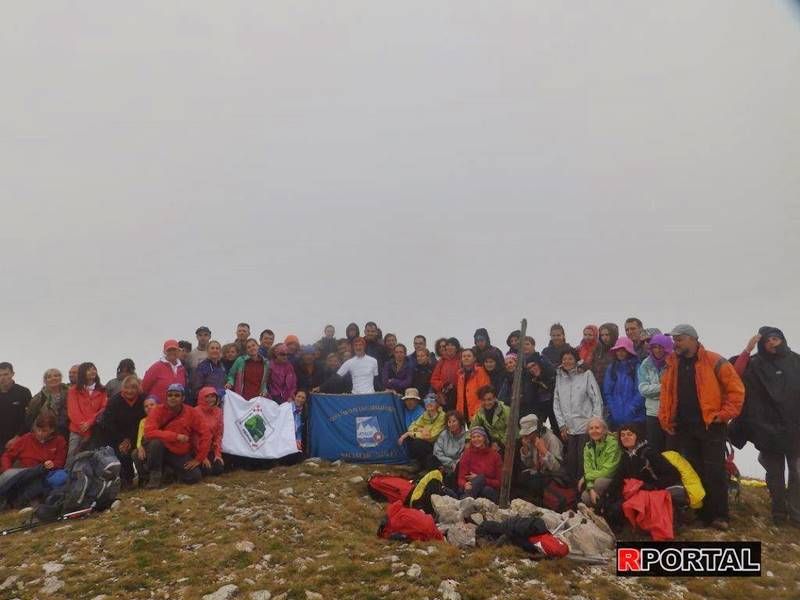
[0,319,798,539]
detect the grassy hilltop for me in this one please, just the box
[0,461,797,600]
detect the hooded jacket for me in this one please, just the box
[269,360,297,403]
[658,345,744,431]
[194,388,223,460]
[638,357,667,417]
[740,327,800,454]
[227,355,270,399]
[433,426,467,472]
[542,342,569,368]
[472,328,505,367]
[191,359,227,400]
[577,325,599,368]
[506,330,522,356]
[583,433,621,489]
[591,323,619,390]
[553,367,603,435]
[142,359,188,404]
[603,355,646,427]
[67,385,108,437]
[144,402,211,462]
[520,353,556,418]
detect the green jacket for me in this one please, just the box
[583,433,621,489]
[471,402,509,446]
[408,409,446,441]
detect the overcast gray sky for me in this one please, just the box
[2,2,798,475]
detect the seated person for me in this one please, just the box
[515,414,563,503]
[401,388,424,429]
[580,416,621,507]
[132,397,158,486]
[194,387,224,476]
[603,422,686,530]
[0,410,67,508]
[142,384,210,488]
[432,410,467,487]
[280,389,307,466]
[470,385,509,451]
[397,394,446,471]
[457,426,502,502]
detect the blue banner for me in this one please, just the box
[309,392,409,464]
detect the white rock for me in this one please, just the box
[261,554,272,563]
[431,494,461,524]
[249,592,271,600]
[766,571,774,578]
[90,595,109,600]
[406,564,422,579]
[331,459,343,466]
[18,506,33,515]
[438,580,461,600]
[348,476,364,484]
[469,513,484,526]
[305,592,323,600]
[110,500,122,511]
[40,577,65,595]
[177,494,192,501]
[446,523,477,548]
[42,562,64,575]
[202,584,239,600]
[206,483,223,490]
[279,487,294,497]
[0,576,19,591]
[235,541,255,553]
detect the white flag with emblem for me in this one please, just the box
[221,390,298,458]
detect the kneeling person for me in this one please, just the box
[143,384,210,488]
[194,387,224,476]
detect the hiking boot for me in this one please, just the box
[710,519,730,531]
[145,472,162,490]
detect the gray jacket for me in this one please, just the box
[553,367,602,435]
[519,428,563,473]
[433,427,467,472]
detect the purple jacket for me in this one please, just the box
[382,359,413,393]
[191,359,227,401]
[269,361,297,404]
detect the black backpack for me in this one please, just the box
[35,446,121,522]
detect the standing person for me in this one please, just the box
[542,323,569,367]
[258,329,275,360]
[316,325,338,361]
[576,325,599,369]
[364,322,389,369]
[411,348,435,397]
[398,395,446,470]
[187,326,212,371]
[233,323,251,356]
[430,338,462,410]
[295,346,325,393]
[505,330,521,357]
[457,427,502,501]
[591,323,620,392]
[472,328,504,367]
[68,365,79,386]
[27,368,70,439]
[637,334,674,453]
[659,324,745,530]
[0,362,32,453]
[455,348,490,422]
[579,417,621,508]
[141,340,188,404]
[66,362,108,467]
[553,348,603,482]
[226,339,269,400]
[337,338,379,394]
[383,333,398,357]
[640,328,662,353]
[269,344,298,403]
[283,335,301,365]
[739,327,800,527]
[603,337,646,430]
[178,341,193,366]
[433,410,468,487]
[434,338,448,360]
[318,353,351,394]
[143,384,209,488]
[497,355,518,403]
[408,335,435,367]
[221,343,238,373]
[191,341,227,400]
[733,332,762,377]
[522,356,558,433]
[345,323,361,347]
[194,387,224,476]
[95,375,145,489]
[482,355,505,393]
[470,385,509,450]
[382,344,413,394]
[624,318,648,360]
[105,359,137,399]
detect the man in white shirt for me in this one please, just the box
[337,337,379,394]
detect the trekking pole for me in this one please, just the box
[0,503,96,537]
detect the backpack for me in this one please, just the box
[377,500,444,542]
[367,474,415,504]
[527,533,570,558]
[542,475,578,513]
[405,470,444,514]
[35,447,121,522]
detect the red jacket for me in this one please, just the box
[141,360,187,404]
[194,404,223,460]
[457,445,502,490]
[67,386,108,437]
[1,432,67,471]
[144,403,210,462]
[430,357,461,393]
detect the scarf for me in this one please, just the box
[577,325,599,364]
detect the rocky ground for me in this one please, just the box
[0,459,797,600]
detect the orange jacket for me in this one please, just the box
[658,346,744,430]
[456,366,491,422]
[430,357,461,393]
[67,386,108,437]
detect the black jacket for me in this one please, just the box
[0,384,32,450]
[607,441,681,502]
[96,392,146,448]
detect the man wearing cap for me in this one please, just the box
[337,337,379,394]
[187,326,212,371]
[517,414,564,502]
[141,340,188,404]
[658,324,744,531]
[143,383,210,488]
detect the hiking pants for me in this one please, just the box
[145,439,202,484]
[565,433,588,483]
[758,439,800,524]
[406,438,437,471]
[677,422,727,523]
[461,473,498,503]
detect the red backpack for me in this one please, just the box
[527,533,570,558]
[378,501,444,542]
[368,474,415,504]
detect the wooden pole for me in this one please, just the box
[499,318,526,508]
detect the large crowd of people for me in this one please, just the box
[1,319,798,537]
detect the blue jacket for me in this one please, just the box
[603,357,646,427]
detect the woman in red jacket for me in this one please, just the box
[66,362,108,467]
[457,426,502,502]
[194,387,224,476]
